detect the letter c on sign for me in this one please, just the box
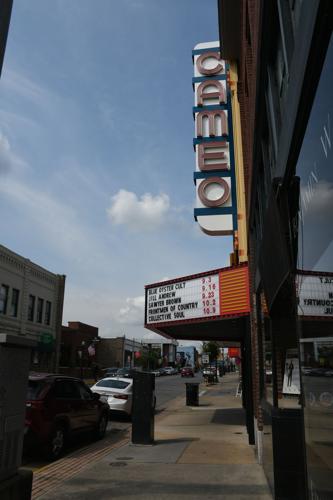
[196,52,223,76]
[198,177,230,207]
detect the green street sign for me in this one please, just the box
[39,333,54,344]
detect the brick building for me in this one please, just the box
[60,321,99,370]
[96,337,143,369]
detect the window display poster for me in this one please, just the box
[283,349,301,395]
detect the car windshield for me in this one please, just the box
[27,380,47,400]
[96,379,130,389]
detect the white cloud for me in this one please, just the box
[118,295,145,325]
[0,132,26,175]
[106,189,170,231]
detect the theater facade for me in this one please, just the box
[218,1,333,498]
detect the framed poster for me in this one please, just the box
[283,349,301,395]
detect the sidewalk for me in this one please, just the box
[37,373,273,500]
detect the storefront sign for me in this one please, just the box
[297,273,333,317]
[202,354,209,364]
[145,264,249,325]
[192,41,238,235]
[38,332,55,352]
[228,347,240,358]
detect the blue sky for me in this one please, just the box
[0,0,233,340]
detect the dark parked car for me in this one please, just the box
[24,373,109,460]
[181,367,194,377]
[114,367,141,378]
[102,367,119,378]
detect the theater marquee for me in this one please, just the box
[297,272,333,317]
[145,265,250,327]
[192,41,238,236]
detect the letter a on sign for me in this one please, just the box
[197,80,226,106]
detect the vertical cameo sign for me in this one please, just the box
[193,41,238,235]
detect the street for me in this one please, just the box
[155,371,204,409]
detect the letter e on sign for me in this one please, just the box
[198,142,229,171]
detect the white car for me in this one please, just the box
[164,367,177,375]
[90,377,133,416]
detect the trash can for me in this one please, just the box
[185,382,199,406]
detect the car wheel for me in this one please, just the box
[94,413,108,440]
[45,424,66,461]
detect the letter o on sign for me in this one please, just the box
[198,177,230,207]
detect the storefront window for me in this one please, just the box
[296,35,333,500]
[276,345,301,409]
[258,292,274,405]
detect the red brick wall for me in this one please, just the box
[236,0,263,430]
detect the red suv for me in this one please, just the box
[181,367,194,377]
[24,373,109,460]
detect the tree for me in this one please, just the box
[136,349,160,370]
[201,341,220,364]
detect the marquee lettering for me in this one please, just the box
[197,142,228,171]
[197,80,226,106]
[196,109,228,138]
[193,42,236,236]
[198,177,230,207]
[196,51,224,75]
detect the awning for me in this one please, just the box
[147,315,248,342]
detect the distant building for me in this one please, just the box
[60,321,100,369]
[0,244,65,371]
[96,337,143,369]
[142,332,178,366]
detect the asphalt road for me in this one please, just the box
[22,371,203,471]
[155,371,203,409]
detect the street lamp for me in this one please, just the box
[77,340,86,379]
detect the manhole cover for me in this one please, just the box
[116,457,133,460]
[109,462,127,467]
